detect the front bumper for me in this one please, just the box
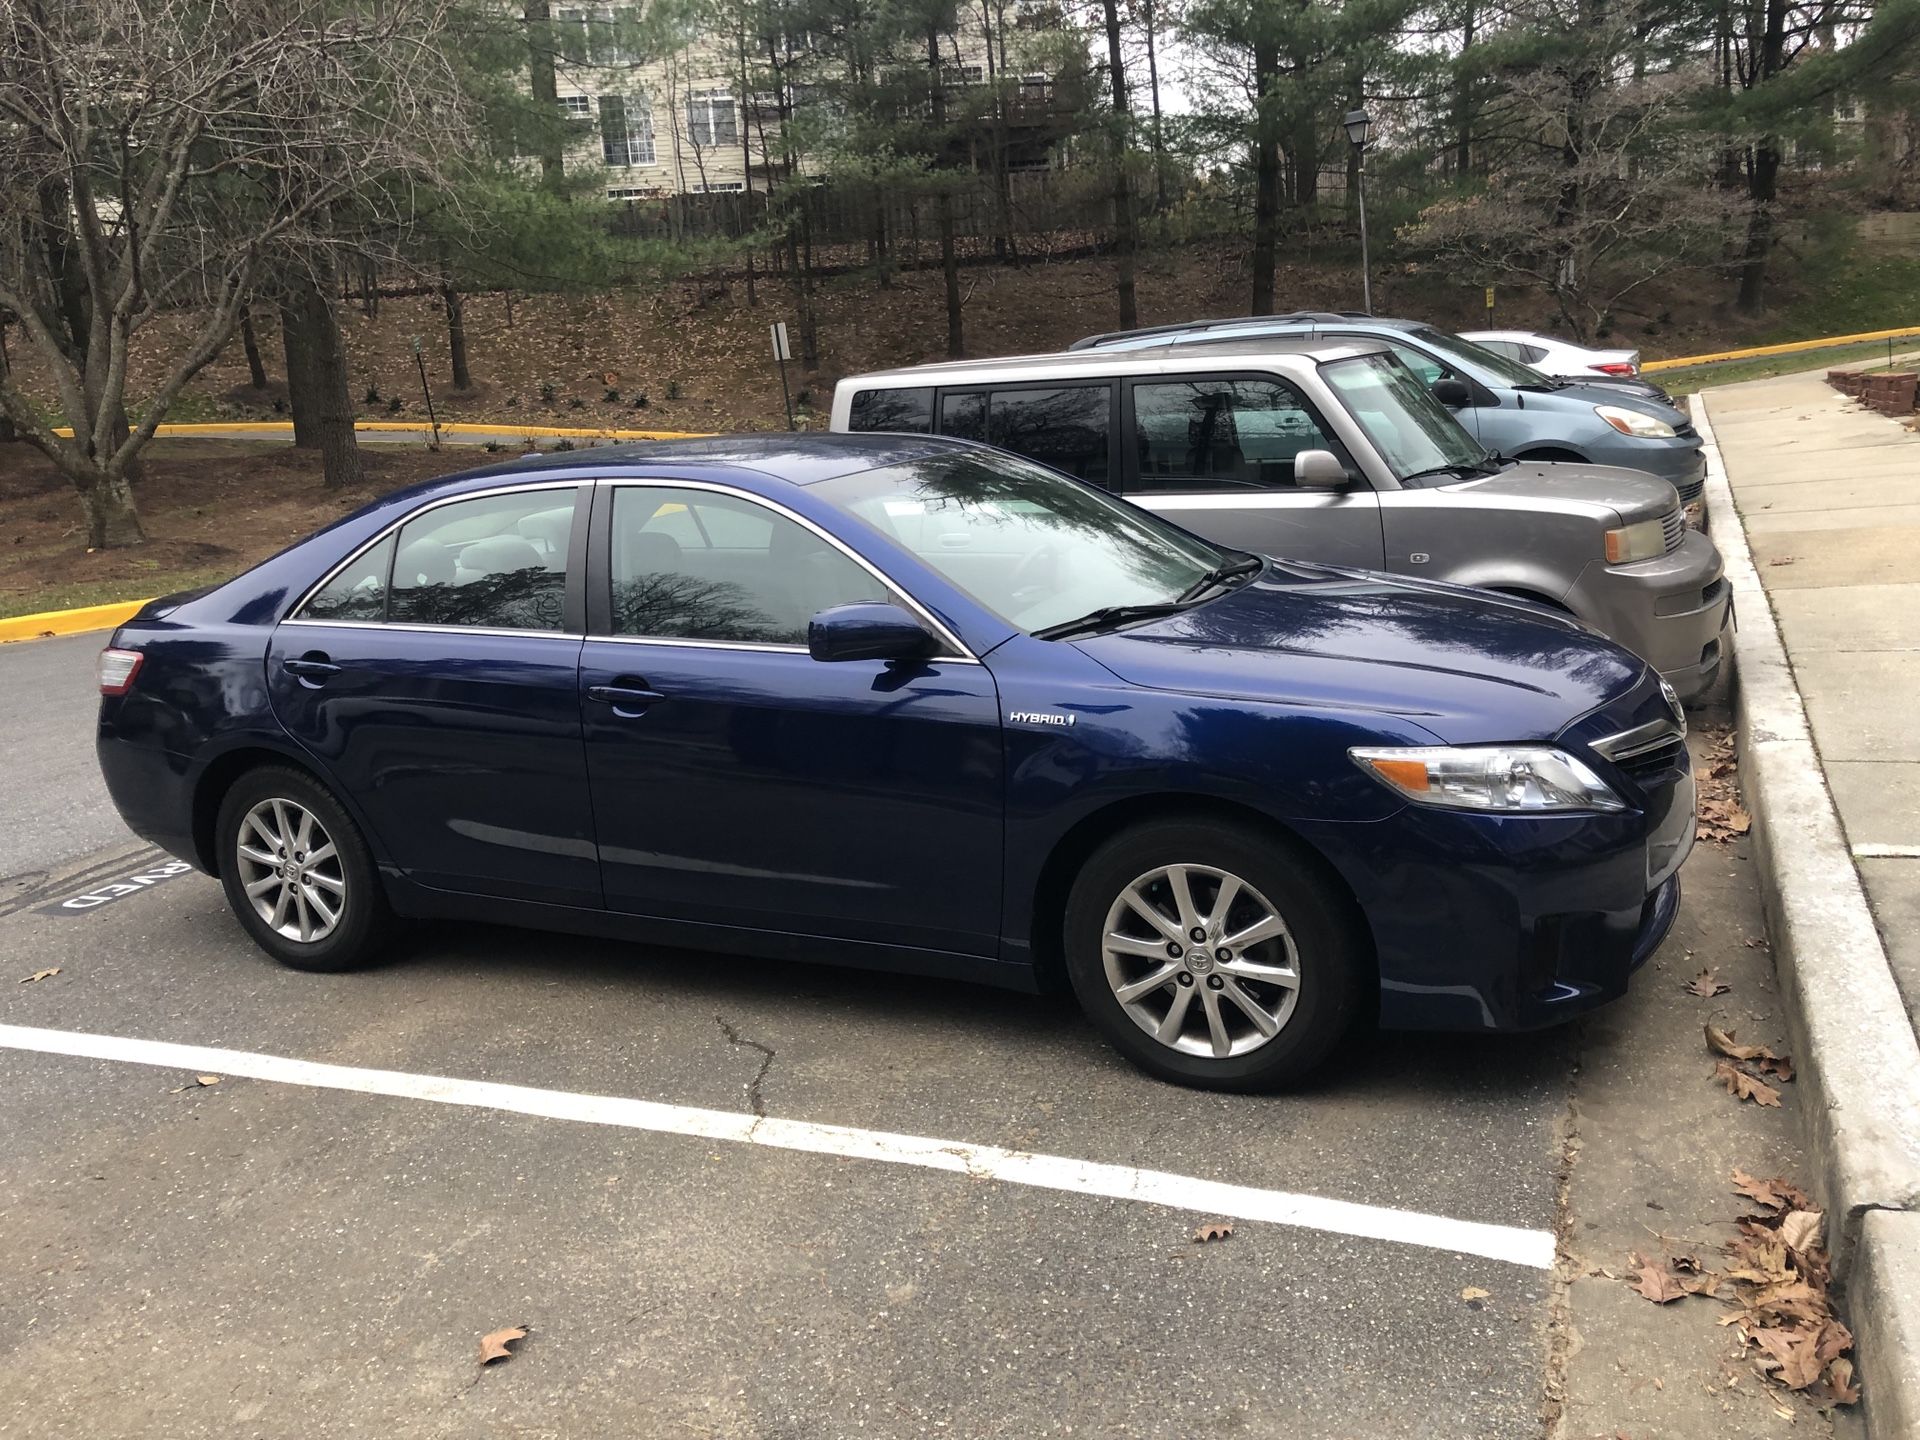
[1591,434,1707,503]
[1565,530,1731,700]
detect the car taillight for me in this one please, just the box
[98,647,144,695]
[1593,362,1638,376]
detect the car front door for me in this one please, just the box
[1117,373,1385,568]
[268,482,601,909]
[578,480,1005,958]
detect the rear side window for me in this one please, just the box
[1129,378,1346,492]
[989,386,1111,482]
[848,387,934,433]
[388,488,578,631]
[300,535,394,622]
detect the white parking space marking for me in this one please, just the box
[0,1022,1555,1269]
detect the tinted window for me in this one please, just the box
[300,535,394,622]
[848,387,934,433]
[1519,343,1549,364]
[389,488,577,630]
[1129,378,1344,492]
[940,391,986,441]
[610,487,886,645]
[987,385,1111,483]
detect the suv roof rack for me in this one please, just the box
[1068,312,1357,350]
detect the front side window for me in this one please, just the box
[610,487,886,645]
[1129,377,1345,492]
[816,449,1224,635]
[848,387,934,433]
[1320,354,1489,484]
[388,488,578,631]
[1408,326,1550,387]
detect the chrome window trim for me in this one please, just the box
[1590,716,1686,762]
[287,479,585,623]
[599,475,981,663]
[281,619,583,642]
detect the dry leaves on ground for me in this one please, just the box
[1684,968,1730,998]
[19,967,60,983]
[168,1074,221,1093]
[1694,728,1752,843]
[478,1325,529,1365]
[1706,1024,1793,1105]
[1190,1221,1234,1243]
[1622,1171,1858,1408]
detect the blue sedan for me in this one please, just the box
[95,434,1693,1089]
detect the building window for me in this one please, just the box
[554,8,589,64]
[587,6,640,64]
[687,92,738,147]
[559,94,591,119]
[599,93,655,167]
[692,181,745,194]
[942,63,985,86]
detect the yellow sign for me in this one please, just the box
[1484,287,1495,309]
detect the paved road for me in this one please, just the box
[0,629,1858,1440]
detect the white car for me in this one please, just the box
[1462,330,1672,403]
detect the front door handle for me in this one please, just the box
[587,682,666,712]
[284,654,341,686]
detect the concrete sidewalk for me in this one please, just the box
[1708,371,1920,1029]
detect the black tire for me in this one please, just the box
[215,765,392,973]
[1063,819,1366,1091]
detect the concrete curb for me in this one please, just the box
[1694,392,1920,1433]
[0,598,148,644]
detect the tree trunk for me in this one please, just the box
[1292,110,1318,208]
[1143,0,1168,211]
[524,0,566,188]
[1737,143,1780,312]
[76,465,146,549]
[1454,0,1476,178]
[240,306,268,389]
[1100,0,1139,328]
[442,276,472,391]
[281,273,360,487]
[1251,39,1282,315]
[0,330,16,445]
[929,23,965,358]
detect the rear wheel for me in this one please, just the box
[216,766,391,972]
[1063,819,1366,1090]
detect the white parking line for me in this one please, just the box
[0,1021,1555,1269]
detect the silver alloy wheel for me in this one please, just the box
[235,797,346,944]
[1100,863,1301,1059]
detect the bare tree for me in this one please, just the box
[0,0,471,546]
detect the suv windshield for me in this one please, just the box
[1408,326,1550,388]
[1321,352,1491,483]
[815,449,1230,635]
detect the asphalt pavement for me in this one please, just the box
[0,632,1864,1439]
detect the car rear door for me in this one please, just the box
[268,481,601,909]
[1116,372,1385,568]
[577,479,1006,958]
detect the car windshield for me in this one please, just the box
[815,449,1228,635]
[1320,352,1491,482]
[1408,326,1552,388]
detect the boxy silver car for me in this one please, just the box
[830,338,1731,698]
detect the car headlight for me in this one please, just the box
[1596,404,1676,439]
[1349,745,1626,813]
[1604,516,1667,564]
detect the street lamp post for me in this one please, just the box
[1343,107,1374,316]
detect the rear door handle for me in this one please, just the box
[284,655,341,684]
[587,683,665,711]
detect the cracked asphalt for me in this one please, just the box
[0,636,1860,1439]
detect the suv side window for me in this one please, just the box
[986,385,1112,483]
[387,488,578,631]
[848,387,934,433]
[1127,377,1348,492]
[609,486,886,645]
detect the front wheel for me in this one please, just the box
[1063,819,1366,1090]
[215,766,392,972]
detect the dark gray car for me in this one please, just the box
[831,338,1731,698]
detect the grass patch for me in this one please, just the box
[0,564,238,621]
[1655,338,1920,395]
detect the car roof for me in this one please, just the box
[447,431,975,488]
[1070,313,1427,349]
[840,335,1393,388]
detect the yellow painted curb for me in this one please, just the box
[1645,326,1920,372]
[52,421,707,441]
[0,598,150,644]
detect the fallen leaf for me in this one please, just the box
[19,967,60,983]
[1191,1221,1233,1243]
[1757,1054,1795,1082]
[1713,1060,1782,1107]
[1461,1286,1490,1302]
[168,1074,222,1094]
[1684,968,1730,998]
[1819,1356,1861,1405]
[478,1325,528,1365]
[1750,1326,1824,1389]
[1732,1170,1811,1212]
[1779,1209,1824,1255]
[1705,1023,1778,1064]
[1768,556,1797,567]
[1629,1253,1689,1304]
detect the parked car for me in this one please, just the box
[831,338,1730,697]
[97,434,1692,1090]
[1068,313,1706,502]
[1461,330,1676,406]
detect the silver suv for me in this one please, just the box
[830,337,1731,697]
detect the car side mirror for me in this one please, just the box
[1431,377,1472,408]
[808,602,937,663]
[1292,449,1350,490]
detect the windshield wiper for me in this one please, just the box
[1177,553,1263,602]
[1034,602,1193,641]
[1399,462,1483,483]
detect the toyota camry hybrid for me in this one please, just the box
[96,434,1693,1089]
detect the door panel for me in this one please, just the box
[1135,492,1385,568]
[580,643,1004,954]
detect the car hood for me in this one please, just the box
[1542,380,1689,427]
[1072,563,1644,744]
[1436,460,1677,524]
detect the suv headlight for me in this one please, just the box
[1596,404,1676,439]
[1350,745,1626,813]
[1605,516,1666,564]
